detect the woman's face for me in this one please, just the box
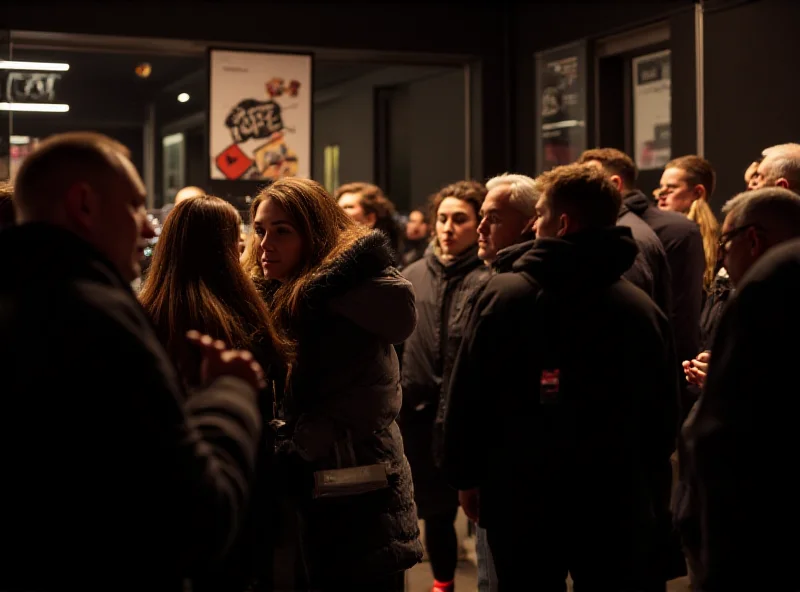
[253,199,304,282]
[436,197,479,257]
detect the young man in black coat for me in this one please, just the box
[443,164,680,590]
[0,132,266,590]
[579,148,705,423]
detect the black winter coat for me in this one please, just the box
[625,190,706,421]
[443,227,683,582]
[618,204,673,317]
[679,239,800,590]
[400,245,490,518]
[0,224,262,591]
[271,230,423,587]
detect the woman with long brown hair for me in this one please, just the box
[140,194,289,388]
[250,177,422,591]
[139,194,290,590]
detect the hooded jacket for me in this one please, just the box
[442,226,680,577]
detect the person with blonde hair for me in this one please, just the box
[656,155,720,291]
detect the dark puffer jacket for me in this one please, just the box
[272,230,423,587]
[400,245,490,518]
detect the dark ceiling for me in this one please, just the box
[11,47,390,103]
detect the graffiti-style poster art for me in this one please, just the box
[209,49,312,181]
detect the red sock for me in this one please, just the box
[433,579,454,592]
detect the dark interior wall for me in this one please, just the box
[5,1,510,179]
[704,0,800,211]
[512,1,695,175]
[408,69,467,210]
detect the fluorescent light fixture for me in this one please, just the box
[0,60,70,72]
[10,135,31,144]
[162,133,184,147]
[0,102,70,112]
[177,92,190,103]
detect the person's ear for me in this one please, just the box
[694,184,707,201]
[63,182,99,233]
[365,211,377,228]
[556,213,570,237]
[609,174,624,193]
[747,226,763,257]
[522,216,537,235]
[775,177,790,189]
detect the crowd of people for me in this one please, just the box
[1,132,799,592]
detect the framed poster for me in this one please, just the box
[535,41,588,174]
[632,49,671,171]
[209,49,312,182]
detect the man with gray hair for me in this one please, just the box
[477,173,538,271]
[719,186,800,285]
[748,143,800,191]
[460,172,538,592]
[677,186,800,588]
[683,186,800,387]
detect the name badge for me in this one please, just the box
[540,369,561,404]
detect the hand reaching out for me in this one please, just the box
[682,350,711,389]
[186,330,266,392]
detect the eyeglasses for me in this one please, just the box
[718,223,760,252]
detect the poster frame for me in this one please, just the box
[631,48,672,172]
[206,46,315,184]
[534,39,589,175]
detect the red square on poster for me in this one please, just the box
[215,144,255,180]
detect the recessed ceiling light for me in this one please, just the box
[177,93,190,103]
[135,63,152,78]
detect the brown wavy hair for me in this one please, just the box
[429,180,487,252]
[666,155,720,291]
[333,181,401,256]
[255,177,370,332]
[242,194,266,282]
[139,194,291,388]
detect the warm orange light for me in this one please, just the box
[135,63,152,78]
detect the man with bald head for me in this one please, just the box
[0,132,265,589]
[175,184,206,204]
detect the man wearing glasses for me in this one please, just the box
[676,186,800,586]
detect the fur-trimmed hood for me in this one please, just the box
[300,229,417,345]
